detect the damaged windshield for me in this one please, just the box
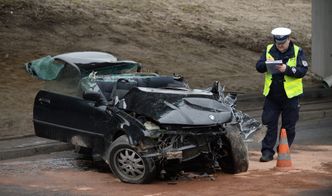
[42,62,81,97]
[25,52,142,97]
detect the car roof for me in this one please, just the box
[54,51,118,65]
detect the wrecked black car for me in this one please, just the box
[26,51,262,183]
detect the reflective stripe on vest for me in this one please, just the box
[263,44,302,98]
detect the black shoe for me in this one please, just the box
[259,154,273,162]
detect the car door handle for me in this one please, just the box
[38,97,51,104]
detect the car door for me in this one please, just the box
[33,90,102,140]
[33,61,109,143]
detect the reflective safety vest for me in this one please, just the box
[263,44,303,98]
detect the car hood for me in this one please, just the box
[121,87,232,125]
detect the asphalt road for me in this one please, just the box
[248,117,332,150]
[0,118,331,196]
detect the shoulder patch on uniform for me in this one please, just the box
[302,60,308,67]
[292,67,297,74]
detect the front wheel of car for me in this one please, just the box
[109,135,156,184]
[218,126,249,174]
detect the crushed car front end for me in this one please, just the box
[107,85,262,179]
[140,123,227,162]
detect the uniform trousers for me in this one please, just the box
[261,95,300,156]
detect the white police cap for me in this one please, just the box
[271,27,291,44]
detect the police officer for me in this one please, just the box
[256,27,308,162]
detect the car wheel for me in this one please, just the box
[109,135,156,183]
[219,125,249,174]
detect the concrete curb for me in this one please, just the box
[245,107,332,121]
[0,138,73,161]
[237,86,332,102]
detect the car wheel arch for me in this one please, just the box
[112,130,127,142]
[104,130,135,164]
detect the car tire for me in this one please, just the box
[219,125,249,174]
[109,135,156,184]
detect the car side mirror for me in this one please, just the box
[83,91,107,106]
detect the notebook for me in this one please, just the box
[265,60,282,74]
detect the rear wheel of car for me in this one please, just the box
[109,135,156,183]
[219,126,249,174]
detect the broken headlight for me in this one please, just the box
[143,121,162,138]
